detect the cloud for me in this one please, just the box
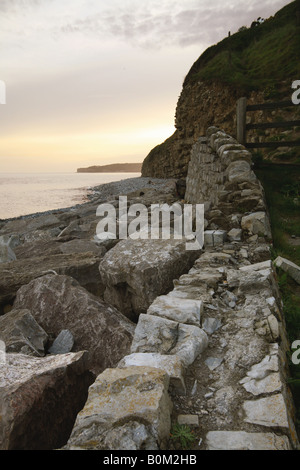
[1,0,291,53]
[0,0,49,13]
[59,0,291,49]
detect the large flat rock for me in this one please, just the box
[147,294,203,326]
[118,352,186,394]
[206,431,291,450]
[13,274,135,374]
[243,394,290,428]
[0,252,104,310]
[274,256,300,285]
[0,351,94,450]
[99,238,201,321]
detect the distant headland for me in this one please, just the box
[77,163,142,173]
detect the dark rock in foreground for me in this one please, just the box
[0,308,48,356]
[0,252,104,312]
[0,351,94,450]
[13,274,135,374]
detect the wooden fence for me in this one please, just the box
[236,97,300,149]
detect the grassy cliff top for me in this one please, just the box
[184,1,300,94]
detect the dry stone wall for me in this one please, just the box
[64,128,299,451]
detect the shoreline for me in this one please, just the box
[0,176,171,224]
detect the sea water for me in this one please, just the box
[0,172,141,220]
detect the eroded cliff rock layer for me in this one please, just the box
[142,81,240,179]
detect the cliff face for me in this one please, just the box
[142,81,244,178]
[142,80,298,180]
[142,1,299,179]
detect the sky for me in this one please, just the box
[0,0,292,172]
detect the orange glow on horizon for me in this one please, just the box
[0,124,175,172]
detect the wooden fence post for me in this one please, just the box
[236,97,247,144]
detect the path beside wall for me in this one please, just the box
[64,128,299,451]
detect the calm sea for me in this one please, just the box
[0,172,141,220]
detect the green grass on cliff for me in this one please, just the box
[184,1,300,95]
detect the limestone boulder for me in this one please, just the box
[171,323,208,367]
[64,366,172,450]
[130,314,179,355]
[99,238,201,321]
[274,256,300,285]
[13,274,135,374]
[227,228,242,242]
[0,251,104,310]
[0,351,94,450]
[130,314,208,368]
[0,308,48,356]
[118,352,186,394]
[227,261,275,297]
[241,211,272,238]
[147,294,203,326]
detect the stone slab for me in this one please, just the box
[99,238,201,320]
[274,256,300,285]
[241,372,282,396]
[147,295,203,326]
[206,431,291,450]
[118,352,186,394]
[243,394,289,428]
[64,366,172,450]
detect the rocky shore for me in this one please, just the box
[0,133,299,450]
[0,175,185,449]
